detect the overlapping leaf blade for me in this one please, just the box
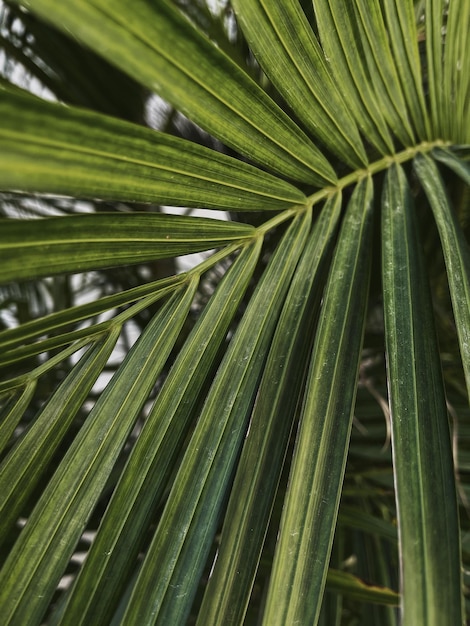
[196,193,342,626]
[0,330,119,542]
[232,0,367,168]
[382,0,431,139]
[0,274,185,354]
[0,212,254,282]
[381,163,462,625]
[53,240,262,626]
[10,0,336,185]
[0,89,307,210]
[425,0,445,135]
[414,153,470,397]
[326,570,399,607]
[0,280,198,626]
[0,281,201,370]
[0,335,105,395]
[0,0,468,623]
[351,0,415,145]
[313,1,394,153]
[432,146,470,185]
[0,381,36,454]
[0,291,180,397]
[262,177,374,626]
[443,0,470,141]
[121,211,312,625]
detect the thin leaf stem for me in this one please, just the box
[191,139,453,277]
[265,140,453,229]
[313,139,452,203]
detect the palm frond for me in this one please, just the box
[0,0,469,624]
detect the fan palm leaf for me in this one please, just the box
[0,1,468,624]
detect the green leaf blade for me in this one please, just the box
[326,569,399,607]
[0,382,36,456]
[232,0,367,168]
[414,153,470,398]
[351,0,415,145]
[443,0,470,142]
[0,90,307,210]
[196,193,343,626]
[54,240,262,626]
[121,211,312,626]
[432,147,470,186]
[0,213,254,283]
[425,0,445,136]
[0,274,185,353]
[0,331,119,541]
[263,177,374,626]
[382,0,431,139]
[0,280,198,626]
[11,0,336,185]
[381,163,463,625]
[313,1,394,154]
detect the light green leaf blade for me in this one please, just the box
[231,0,367,168]
[0,213,254,283]
[0,330,119,541]
[54,240,262,626]
[414,153,470,398]
[382,0,431,139]
[381,163,463,625]
[0,325,116,369]
[0,89,307,211]
[262,177,374,626]
[11,0,336,185]
[0,289,181,369]
[313,1,394,154]
[0,279,198,626]
[121,210,312,626]
[350,0,415,145]
[425,0,445,136]
[0,381,36,455]
[442,0,470,141]
[0,274,185,353]
[0,334,106,395]
[196,193,342,626]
